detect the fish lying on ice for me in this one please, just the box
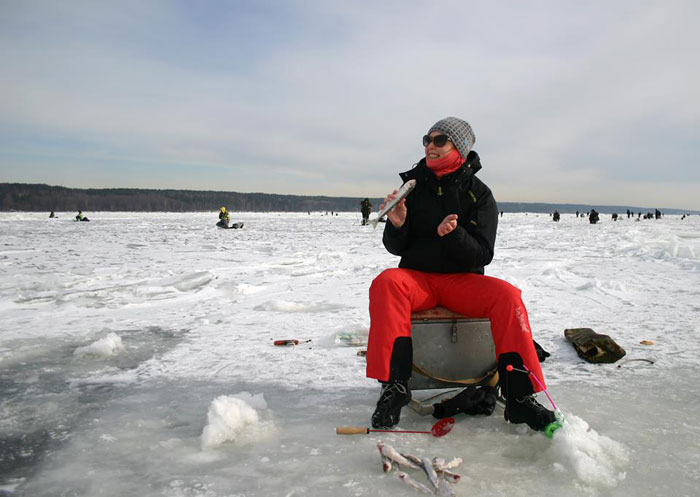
[421,456,440,489]
[435,479,457,497]
[381,455,392,473]
[397,472,434,494]
[368,179,417,228]
[377,442,421,469]
[433,456,463,470]
[400,453,462,484]
[381,445,461,494]
[400,452,423,467]
[437,469,461,484]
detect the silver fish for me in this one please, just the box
[397,472,434,494]
[377,442,421,469]
[381,454,392,473]
[369,179,417,228]
[433,457,462,471]
[442,457,463,470]
[437,469,461,484]
[400,452,423,467]
[421,456,440,489]
[432,457,462,483]
[432,456,462,471]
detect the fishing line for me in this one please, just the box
[506,363,565,437]
[617,358,655,368]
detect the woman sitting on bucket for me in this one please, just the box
[366,117,555,432]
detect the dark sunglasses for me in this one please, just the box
[422,134,450,147]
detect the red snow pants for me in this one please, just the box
[366,268,546,392]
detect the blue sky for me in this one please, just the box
[1,1,698,209]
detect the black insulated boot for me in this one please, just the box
[504,394,556,431]
[498,352,556,432]
[371,380,411,428]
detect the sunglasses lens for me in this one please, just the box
[423,134,449,147]
[433,135,448,147]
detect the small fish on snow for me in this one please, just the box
[431,456,462,483]
[397,471,434,494]
[377,442,421,469]
[421,456,440,489]
[381,455,392,473]
[437,469,461,484]
[400,452,424,468]
[442,457,463,470]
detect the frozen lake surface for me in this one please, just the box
[1,211,699,496]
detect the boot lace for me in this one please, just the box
[377,382,408,407]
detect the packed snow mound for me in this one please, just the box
[254,299,342,313]
[74,332,124,358]
[550,413,629,488]
[200,393,276,450]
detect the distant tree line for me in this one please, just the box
[0,183,694,215]
[0,183,379,213]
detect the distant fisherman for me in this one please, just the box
[360,198,372,226]
[366,117,556,433]
[75,211,89,222]
[589,209,599,224]
[217,206,231,228]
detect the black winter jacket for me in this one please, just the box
[382,151,498,274]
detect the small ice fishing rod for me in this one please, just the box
[273,339,311,346]
[506,364,564,438]
[336,417,455,438]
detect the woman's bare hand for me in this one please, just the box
[437,214,458,236]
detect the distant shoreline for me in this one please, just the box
[1,183,697,215]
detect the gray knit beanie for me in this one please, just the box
[427,117,476,159]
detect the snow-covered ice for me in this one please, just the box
[1,211,699,496]
[73,332,124,358]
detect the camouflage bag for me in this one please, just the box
[564,328,626,364]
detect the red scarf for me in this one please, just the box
[426,148,465,178]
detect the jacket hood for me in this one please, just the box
[464,150,482,173]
